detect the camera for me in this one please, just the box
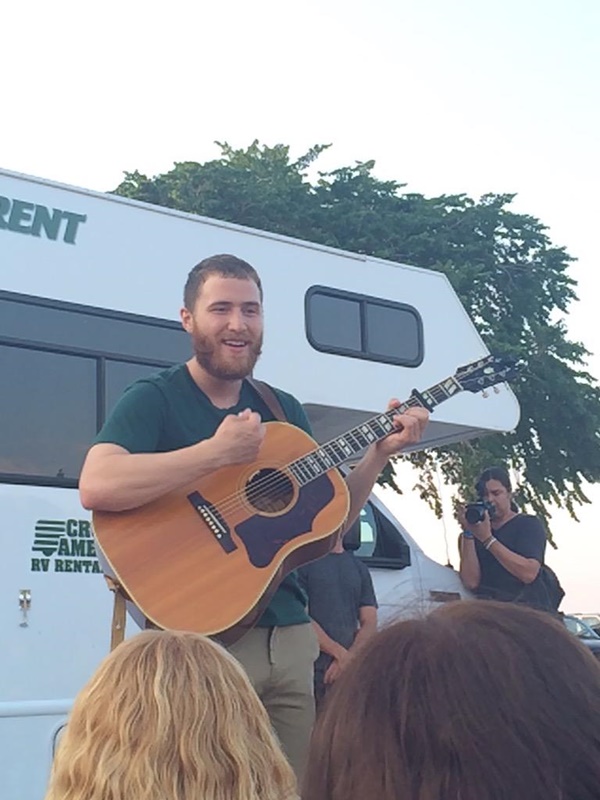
[464,501,495,524]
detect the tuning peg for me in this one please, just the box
[482,390,489,398]
[493,385,500,394]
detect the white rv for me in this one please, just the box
[0,167,519,800]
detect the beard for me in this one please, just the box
[192,330,263,380]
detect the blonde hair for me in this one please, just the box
[45,630,296,800]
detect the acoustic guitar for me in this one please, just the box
[92,355,518,643]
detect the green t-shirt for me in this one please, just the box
[95,364,311,628]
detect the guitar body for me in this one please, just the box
[93,421,349,643]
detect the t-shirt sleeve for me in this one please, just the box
[512,516,547,562]
[94,381,167,453]
[357,559,378,608]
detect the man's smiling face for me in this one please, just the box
[181,274,263,380]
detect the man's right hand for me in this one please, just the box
[456,506,492,542]
[212,409,266,466]
[324,647,350,685]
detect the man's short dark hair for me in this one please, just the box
[183,254,263,310]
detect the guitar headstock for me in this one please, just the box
[454,354,521,395]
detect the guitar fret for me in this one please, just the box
[433,386,448,404]
[350,427,371,450]
[317,448,334,469]
[291,461,313,486]
[338,436,356,457]
[439,377,462,398]
[327,440,346,465]
[359,424,377,444]
[370,417,391,438]
[419,389,437,407]
[306,453,324,477]
[378,415,395,433]
[345,430,364,452]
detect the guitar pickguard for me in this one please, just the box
[234,473,335,568]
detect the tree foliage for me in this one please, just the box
[114,142,600,528]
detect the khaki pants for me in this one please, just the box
[228,622,319,784]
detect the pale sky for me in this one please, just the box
[3,0,599,610]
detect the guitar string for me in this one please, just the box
[201,404,416,519]
[204,383,462,518]
[198,366,500,520]
[202,393,440,519]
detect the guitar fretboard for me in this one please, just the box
[289,376,463,486]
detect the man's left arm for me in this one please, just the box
[343,404,429,533]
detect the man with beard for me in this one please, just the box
[79,254,429,782]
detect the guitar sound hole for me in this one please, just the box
[245,469,294,514]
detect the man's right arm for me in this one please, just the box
[79,410,265,513]
[309,618,348,663]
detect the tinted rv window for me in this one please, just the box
[0,294,189,362]
[305,286,423,367]
[0,292,189,488]
[306,293,362,351]
[0,344,96,481]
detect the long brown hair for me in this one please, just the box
[46,630,296,800]
[304,600,600,800]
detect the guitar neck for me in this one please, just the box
[289,375,464,487]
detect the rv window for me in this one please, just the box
[0,292,191,487]
[354,500,412,569]
[356,504,377,557]
[0,344,96,481]
[306,293,362,351]
[305,286,423,367]
[364,301,422,363]
[0,292,190,363]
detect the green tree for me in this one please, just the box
[114,142,600,528]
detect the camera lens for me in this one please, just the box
[465,504,485,525]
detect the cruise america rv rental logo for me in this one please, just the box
[31,518,101,573]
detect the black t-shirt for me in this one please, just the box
[297,551,378,675]
[475,514,547,605]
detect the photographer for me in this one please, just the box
[458,466,559,610]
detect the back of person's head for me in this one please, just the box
[304,600,600,800]
[45,630,296,800]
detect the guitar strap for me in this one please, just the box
[247,378,288,422]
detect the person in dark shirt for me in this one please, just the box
[458,466,553,609]
[298,529,378,709]
[79,253,429,782]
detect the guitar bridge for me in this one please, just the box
[187,492,237,554]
